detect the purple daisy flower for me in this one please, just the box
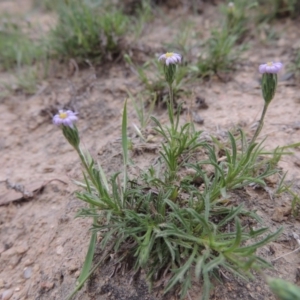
[158,52,181,66]
[259,62,283,74]
[53,110,78,128]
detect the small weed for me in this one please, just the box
[268,277,300,299]
[257,0,300,21]
[288,50,300,78]
[32,0,62,12]
[0,16,45,71]
[51,0,129,64]
[128,91,157,134]
[54,54,285,300]
[1,66,41,95]
[124,54,190,103]
[15,68,39,95]
[130,0,154,38]
[168,21,195,57]
[194,28,247,78]
[61,102,283,300]
[221,0,257,39]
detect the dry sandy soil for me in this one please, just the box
[1,1,300,300]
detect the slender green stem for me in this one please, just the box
[168,83,175,129]
[250,102,269,145]
[76,146,97,225]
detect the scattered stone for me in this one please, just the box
[23,267,32,279]
[192,112,204,124]
[8,255,20,268]
[16,243,29,255]
[265,173,279,186]
[1,289,13,300]
[40,281,54,291]
[146,135,158,143]
[33,264,40,272]
[1,248,15,261]
[0,279,4,288]
[271,206,292,222]
[195,96,209,109]
[56,246,64,255]
[58,215,70,224]
[269,244,277,255]
[23,259,34,267]
[74,271,80,278]
[4,282,11,289]
[68,264,78,273]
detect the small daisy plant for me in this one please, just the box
[53,56,284,300]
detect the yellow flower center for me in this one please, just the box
[165,52,174,58]
[59,112,67,119]
[267,62,273,66]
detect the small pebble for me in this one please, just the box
[0,278,4,288]
[40,281,54,291]
[23,267,32,279]
[56,246,63,255]
[1,289,13,300]
[192,112,204,124]
[23,259,34,267]
[16,244,29,255]
[68,264,78,273]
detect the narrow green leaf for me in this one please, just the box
[228,131,237,166]
[122,99,128,167]
[76,231,97,288]
[224,218,242,253]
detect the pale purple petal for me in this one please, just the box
[259,62,283,74]
[53,115,62,125]
[259,64,266,74]
[53,109,78,128]
[273,62,283,69]
[158,52,181,66]
[173,54,181,62]
[158,54,166,62]
[63,119,73,127]
[266,65,276,73]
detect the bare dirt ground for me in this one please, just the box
[1,1,300,300]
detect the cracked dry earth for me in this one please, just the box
[1,1,300,300]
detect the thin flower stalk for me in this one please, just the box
[158,52,181,129]
[250,61,282,145]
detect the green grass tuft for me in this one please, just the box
[50,0,129,64]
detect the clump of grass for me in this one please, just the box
[50,0,129,64]
[288,50,300,79]
[257,0,300,21]
[32,0,62,12]
[221,0,257,39]
[131,0,154,38]
[0,16,45,71]
[194,28,247,78]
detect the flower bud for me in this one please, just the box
[158,52,181,85]
[62,125,80,149]
[258,62,282,104]
[261,73,277,104]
